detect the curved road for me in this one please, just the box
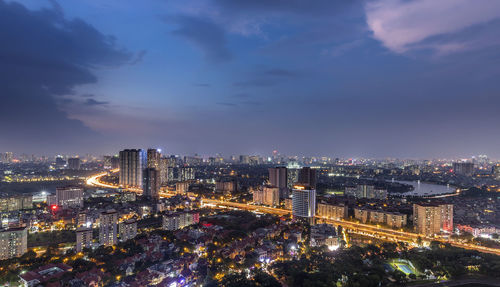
[86,170,500,256]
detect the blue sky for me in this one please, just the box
[1,0,500,158]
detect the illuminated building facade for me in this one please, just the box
[119,149,146,188]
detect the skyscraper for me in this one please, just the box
[99,209,118,246]
[298,167,317,189]
[119,149,146,188]
[292,184,316,219]
[143,168,160,200]
[269,167,289,198]
[67,157,81,170]
[147,148,161,170]
[452,162,474,176]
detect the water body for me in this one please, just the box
[393,180,456,197]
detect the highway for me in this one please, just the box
[86,170,500,256]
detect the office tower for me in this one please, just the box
[147,148,161,170]
[413,203,454,236]
[56,186,84,209]
[76,227,93,252]
[0,227,27,260]
[67,157,81,170]
[0,195,32,212]
[316,203,348,220]
[292,185,316,219]
[143,168,160,200]
[452,162,474,176]
[298,167,317,189]
[119,149,146,188]
[99,209,118,246]
[269,167,289,199]
[119,219,137,241]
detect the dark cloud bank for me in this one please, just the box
[0,0,131,154]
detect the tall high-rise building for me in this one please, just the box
[286,161,301,189]
[298,167,317,189]
[119,219,137,241]
[67,158,81,170]
[119,149,146,188]
[253,186,280,206]
[269,167,289,198]
[143,168,160,200]
[99,209,118,246]
[76,227,93,252]
[452,162,474,176]
[147,148,161,170]
[56,186,84,209]
[180,167,195,181]
[413,203,453,236]
[441,204,454,233]
[159,157,169,185]
[0,227,27,260]
[0,152,13,163]
[292,185,316,219]
[493,164,500,181]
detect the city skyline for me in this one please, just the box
[2,0,500,158]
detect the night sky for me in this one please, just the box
[1,0,500,158]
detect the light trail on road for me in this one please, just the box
[86,171,500,256]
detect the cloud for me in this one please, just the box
[84,98,109,106]
[365,0,500,54]
[170,15,231,62]
[0,0,131,154]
